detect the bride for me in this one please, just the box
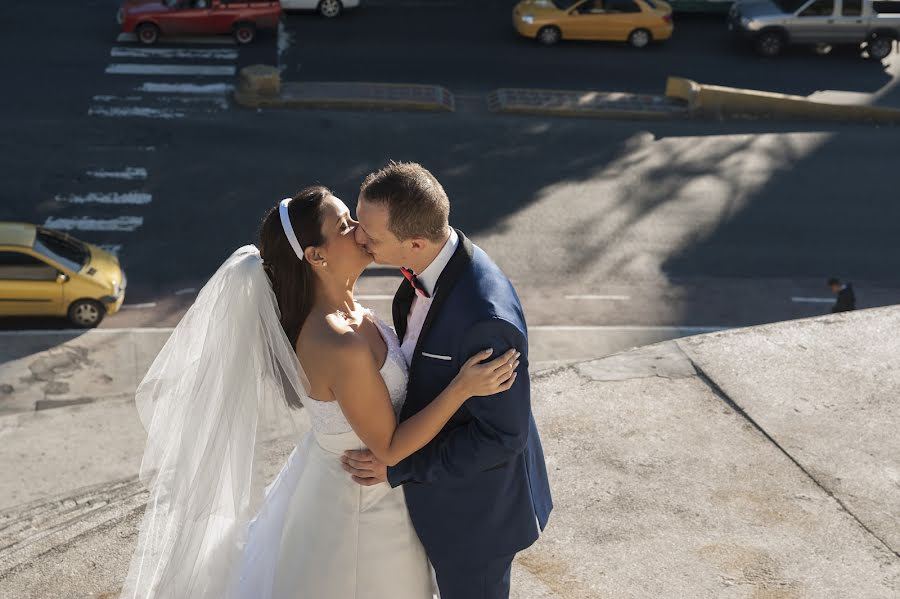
[120,186,519,599]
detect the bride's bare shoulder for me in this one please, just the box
[297,313,371,364]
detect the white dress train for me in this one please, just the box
[235,316,435,599]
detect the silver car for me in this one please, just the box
[729,0,900,58]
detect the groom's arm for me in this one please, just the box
[386,317,531,487]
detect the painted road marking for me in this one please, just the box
[564,295,631,301]
[791,297,834,304]
[89,105,186,119]
[44,216,144,232]
[137,82,234,94]
[106,63,236,77]
[174,288,198,296]
[111,47,238,60]
[531,325,729,333]
[54,192,152,205]
[86,167,147,180]
[97,244,123,256]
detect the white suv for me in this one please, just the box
[729,0,900,58]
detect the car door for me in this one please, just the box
[207,0,238,34]
[791,0,839,43]
[829,0,867,43]
[563,0,609,39]
[165,0,213,34]
[599,0,647,41]
[0,250,64,317]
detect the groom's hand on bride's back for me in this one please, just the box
[342,449,387,486]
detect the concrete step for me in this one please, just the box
[0,477,147,575]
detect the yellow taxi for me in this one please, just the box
[0,223,126,328]
[513,0,674,47]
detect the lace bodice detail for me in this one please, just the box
[302,314,408,435]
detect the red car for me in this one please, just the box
[118,0,282,45]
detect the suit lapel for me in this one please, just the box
[392,278,414,341]
[408,229,474,378]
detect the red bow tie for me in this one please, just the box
[400,267,431,298]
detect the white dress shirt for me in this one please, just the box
[400,229,459,366]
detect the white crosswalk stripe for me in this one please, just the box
[110,47,238,60]
[54,192,153,205]
[44,217,145,232]
[106,63,236,76]
[90,37,238,120]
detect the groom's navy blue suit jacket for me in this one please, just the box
[387,230,553,568]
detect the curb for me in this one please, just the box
[488,88,688,120]
[231,65,900,123]
[234,66,455,113]
[666,76,900,124]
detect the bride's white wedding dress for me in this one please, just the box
[236,315,435,599]
[120,248,433,599]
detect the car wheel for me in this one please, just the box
[136,23,160,45]
[628,28,652,49]
[866,35,894,60]
[318,0,343,18]
[755,30,785,57]
[68,300,105,329]
[233,22,256,44]
[537,26,561,46]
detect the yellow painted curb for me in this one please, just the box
[666,76,900,124]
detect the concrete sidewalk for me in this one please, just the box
[2,308,899,597]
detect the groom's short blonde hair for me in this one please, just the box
[360,161,450,243]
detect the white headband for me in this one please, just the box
[279,198,305,262]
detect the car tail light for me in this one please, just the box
[663,12,673,23]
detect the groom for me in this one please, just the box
[342,162,552,598]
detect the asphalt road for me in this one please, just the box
[284,0,900,102]
[2,0,900,362]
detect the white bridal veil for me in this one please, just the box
[120,245,307,599]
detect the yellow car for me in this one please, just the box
[0,223,126,328]
[514,0,674,47]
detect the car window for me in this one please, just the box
[35,228,88,271]
[554,0,582,9]
[773,0,809,11]
[799,0,834,16]
[0,251,59,282]
[606,0,642,12]
[644,0,658,8]
[873,0,900,13]
[577,0,604,13]
[841,0,862,13]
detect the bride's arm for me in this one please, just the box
[330,332,518,467]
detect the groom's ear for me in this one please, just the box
[407,238,427,251]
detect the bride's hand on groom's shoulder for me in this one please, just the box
[451,348,520,401]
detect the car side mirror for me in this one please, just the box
[57,272,69,284]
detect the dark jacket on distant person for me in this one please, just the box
[832,283,856,313]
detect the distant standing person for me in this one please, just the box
[828,278,856,313]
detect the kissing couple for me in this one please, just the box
[120,162,553,599]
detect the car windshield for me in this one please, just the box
[644,0,657,7]
[553,0,582,9]
[772,0,809,12]
[34,227,89,272]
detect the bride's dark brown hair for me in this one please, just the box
[258,186,330,360]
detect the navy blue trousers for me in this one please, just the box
[432,553,515,599]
